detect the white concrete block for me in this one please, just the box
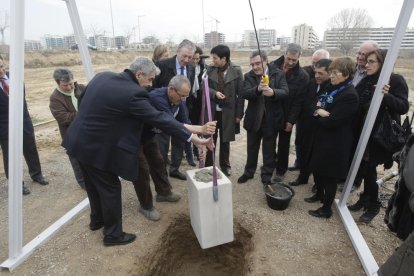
[186,166,234,249]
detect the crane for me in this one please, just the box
[208,15,221,32]
[260,16,276,29]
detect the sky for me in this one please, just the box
[1,0,414,44]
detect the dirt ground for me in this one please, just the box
[0,51,413,275]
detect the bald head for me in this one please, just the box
[311,49,330,67]
[357,40,379,68]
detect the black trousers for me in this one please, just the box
[79,162,123,239]
[132,137,172,210]
[361,160,379,203]
[275,129,292,175]
[313,173,338,211]
[0,132,42,179]
[244,124,277,184]
[205,111,230,169]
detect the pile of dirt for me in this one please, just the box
[137,214,253,276]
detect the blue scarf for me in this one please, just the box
[319,80,352,109]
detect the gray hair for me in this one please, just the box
[312,49,330,60]
[53,68,73,84]
[129,56,160,76]
[177,39,196,53]
[250,50,267,61]
[286,43,302,56]
[169,75,191,90]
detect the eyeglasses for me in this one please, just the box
[329,71,343,77]
[366,59,379,65]
[172,87,188,100]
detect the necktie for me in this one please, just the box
[180,66,185,76]
[1,78,9,96]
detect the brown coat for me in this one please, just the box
[207,62,244,143]
[49,82,85,140]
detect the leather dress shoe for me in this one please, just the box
[237,174,252,184]
[169,171,187,180]
[32,175,49,185]
[289,179,307,186]
[89,221,104,231]
[308,207,332,218]
[304,194,323,203]
[222,168,231,177]
[103,232,136,246]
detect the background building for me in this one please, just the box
[292,24,319,50]
[41,35,65,50]
[243,29,276,49]
[204,31,225,49]
[324,27,414,50]
[24,40,42,51]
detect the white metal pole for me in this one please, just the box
[8,0,25,259]
[63,0,94,81]
[336,1,414,275]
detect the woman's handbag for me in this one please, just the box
[372,110,412,153]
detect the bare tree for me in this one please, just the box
[327,8,373,55]
[0,11,10,45]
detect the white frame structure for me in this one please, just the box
[1,0,413,274]
[336,1,414,275]
[1,0,94,271]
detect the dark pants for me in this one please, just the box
[68,155,85,188]
[156,132,185,174]
[156,132,170,165]
[132,138,172,210]
[0,132,42,179]
[313,173,338,211]
[79,162,123,239]
[361,160,379,203]
[244,121,277,184]
[275,129,292,175]
[205,111,230,170]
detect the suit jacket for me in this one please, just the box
[63,70,191,181]
[49,82,85,140]
[153,55,195,89]
[242,65,289,134]
[207,62,245,143]
[0,73,34,139]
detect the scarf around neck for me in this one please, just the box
[57,87,78,111]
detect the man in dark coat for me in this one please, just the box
[63,57,211,246]
[153,39,196,180]
[269,43,309,181]
[289,59,332,187]
[0,56,48,195]
[237,50,288,185]
[49,68,85,189]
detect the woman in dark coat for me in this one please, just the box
[348,49,409,223]
[307,57,359,218]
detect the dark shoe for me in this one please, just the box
[358,202,381,223]
[156,192,181,202]
[304,194,323,203]
[103,232,136,246]
[308,207,332,218]
[89,221,104,231]
[288,166,300,171]
[139,207,161,221]
[32,175,49,185]
[169,171,187,180]
[22,183,31,195]
[187,159,196,167]
[237,174,252,184]
[289,179,307,186]
[222,168,231,177]
[348,194,370,212]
